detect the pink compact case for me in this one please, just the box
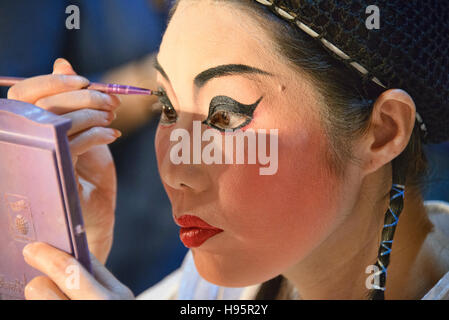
[0,99,91,300]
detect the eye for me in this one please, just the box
[161,104,177,124]
[202,96,263,131]
[157,89,177,125]
[205,109,251,130]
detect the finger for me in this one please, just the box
[23,242,109,300]
[69,127,122,156]
[53,58,77,76]
[7,74,89,104]
[35,89,120,114]
[52,58,121,110]
[63,109,116,136]
[89,253,134,299]
[25,276,68,300]
[74,145,117,191]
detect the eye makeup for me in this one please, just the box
[202,96,263,131]
[157,88,178,125]
[156,88,263,131]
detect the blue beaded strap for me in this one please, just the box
[383,184,404,228]
[391,184,405,200]
[380,240,393,256]
[374,183,405,289]
[383,208,398,228]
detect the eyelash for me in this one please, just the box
[157,89,177,126]
[156,89,260,131]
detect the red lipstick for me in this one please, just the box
[175,215,223,248]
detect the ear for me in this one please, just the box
[356,89,416,176]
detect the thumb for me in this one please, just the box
[53,58,77,76]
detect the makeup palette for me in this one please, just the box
[0,99,91,300]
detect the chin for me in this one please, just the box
[191,249,284,288]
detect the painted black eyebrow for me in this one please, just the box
[194,64,272,88]
[154,58,272,88]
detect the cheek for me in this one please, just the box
[155,125,178,198]
[199,121,344,286]
[222,127,341,247]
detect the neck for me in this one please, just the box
[282,169,436,300]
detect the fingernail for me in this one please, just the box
[23,243,35,257]
[76,76,90,86]
[106,128,122,138]
[24,284,35,298]
[55,58,70,67]
[105,112,116,123]
[62,75,89,87]
[105,95,120,108]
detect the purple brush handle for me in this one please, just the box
[87,82,154,95]
[0,76,159,95]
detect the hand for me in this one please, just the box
[22,242,134,300]
[101,53,159,134]
[8,58,121,263]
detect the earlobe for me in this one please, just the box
[360,89,416,175]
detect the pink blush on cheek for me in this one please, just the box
[217,125,341,261]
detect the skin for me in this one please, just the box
[17,1,449,299]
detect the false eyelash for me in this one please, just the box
[157,88,171,106]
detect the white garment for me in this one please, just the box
[138,201,449,300]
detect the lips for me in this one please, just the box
[175,215,223,248]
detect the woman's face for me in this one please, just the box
[155,1,361,287]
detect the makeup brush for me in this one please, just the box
[0,76,162,96]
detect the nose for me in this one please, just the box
[160,159,211,193]
[156,120,211,193]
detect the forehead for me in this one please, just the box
[158,1,275,81]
